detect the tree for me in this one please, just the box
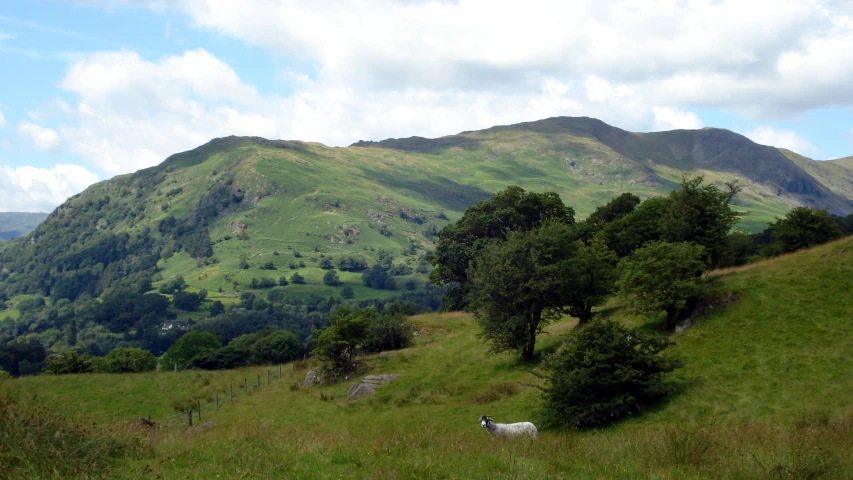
[468,221,577,360]
[382,276,396,290]
[249,330,304,365]
[278,276,289,286]
[209,300,225,317]
[576,192,641,242]
[430,186,575,310]
[312,307,373,378]
[45,350,96,375]
[564,238,619,324]
[769,206,844,254]
[66,318,78,346]
[660,176,742,267]
[363,313,414,353]
[323,270,341,286]
[101,347,156,373]
[404,280,417,291]
[617,241,708,330]
[290,272,305,284]
[172,292,202,311]
[340,286,354,299]
[597,197,671,257]
[159,330,221,370]
[239,292,255,309]
[540,320,682,428]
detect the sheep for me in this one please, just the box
[479,415,537,439]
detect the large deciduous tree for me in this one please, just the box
[430,186,574,310]
[769,206,844,254]
[468,221,577,360]
[617,241,708,330]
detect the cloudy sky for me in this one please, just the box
[1,0,852,212]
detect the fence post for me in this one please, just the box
[216,393,219,411]
[258,374,261,389]
[198,400,201,422]
[268,370,270,384]
[244,377,247,391]
[187,409,192,427]
[279,364,282,378]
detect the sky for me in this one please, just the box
[1,0,852,213]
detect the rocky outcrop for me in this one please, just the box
[347,374,399,401]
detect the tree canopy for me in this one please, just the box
[430,185,575,310]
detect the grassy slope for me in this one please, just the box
[4,236,853,478]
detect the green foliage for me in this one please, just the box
[576,192,641,241]
[261,261,276,270]
[597,197,671,257]
[159,276,186,294]
[159,330,221,370]
[210,300,225,317]
[101,347,156,373]
[769,206,844,254]
[337,256,368,272]
[340,286,354,299]
[0,368,10,379]
[172,291,202,311]
[249,329,304,365]
[0,343,46,376]
[430,185,575,310]
[469,221,577,359]
[66,318,78,346]
[45,350,97,375]
[278,276,289,286]
[290,272,305,284]
[618,241,708,329]
[404,280,417,291]
[564,238,619,323]
[660,176,742,267]
[312,307,373,378]
[363,313,414,353]
[322,269,341,286]
[540,320,683,428]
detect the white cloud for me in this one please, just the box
[0,111,6,128]
[0,163,99,212]
[652,107,704,131]
[744,126,820,157]
[45,0,853,176]
[17,122,62,153]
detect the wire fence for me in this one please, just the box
[158,363,294,429]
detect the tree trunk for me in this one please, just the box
[664,307,679,330]
[521,308,542,360]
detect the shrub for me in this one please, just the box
[101,348,156,373]
[290,272,305,284]
[404,280,417,291]
[323,269,341,286]
[261,261,276,270]
[363,313,414,353]
[186,344,250,370]
[340,286,354,299]
[250,330,304,365]
[45,350,97,375]
[159,331,221,371]
[540,320,683,429]
[172,291,202,311]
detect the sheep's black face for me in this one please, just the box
[479,415,492,428]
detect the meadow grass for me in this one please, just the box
[4,237,853,478]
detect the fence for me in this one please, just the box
[160,363,293,429]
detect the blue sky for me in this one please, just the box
[0,0,852,212]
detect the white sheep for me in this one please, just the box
[479,415,537,439]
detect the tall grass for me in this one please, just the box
[0,393,147,479]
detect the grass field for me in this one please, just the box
[3,236,853,479]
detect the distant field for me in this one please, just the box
[4,236,853,479]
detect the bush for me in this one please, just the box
[45,350,97,375]
[404,280,417,291]
[101,348,156,373]
[159,331,221,371]
[172,291,202,311]
[363,313,414,353]
[770,206,844,254]
[341,286,354,299]
[540,320,682,429]
[186,344,250,370]
[323,269,341,286]
[290,272,305,284]
[250,330,304,365]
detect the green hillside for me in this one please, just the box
[1,116,852,355]
[4,235,853,478]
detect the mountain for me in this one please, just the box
[2,116,852,306]
[0,212,48,240]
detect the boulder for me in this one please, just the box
[347,374,399,401]
[305,369,322,386]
